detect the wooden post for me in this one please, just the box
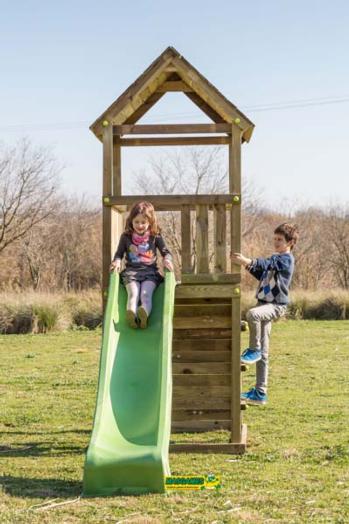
[195,205,209,274]
[181,205,192,273]
[214,204,227,273]
[113,137,122,196]
[102,123,114,310]
[229,123,242,444]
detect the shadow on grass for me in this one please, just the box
[1,428,91,436]
[0,442,86,457]
[0,475,82,498]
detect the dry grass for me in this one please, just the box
[0,288,349,334]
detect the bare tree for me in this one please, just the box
[131,147,264,273]
[325,205,349,289]
[0,138,61,254]
[18,195,101,291]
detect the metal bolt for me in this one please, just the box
[234,117,241,125]
[103,196,110,204]
[102,120,109,127]
[233,195,240,203]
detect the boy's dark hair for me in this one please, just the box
[274,223,299,250]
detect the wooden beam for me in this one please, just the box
[123,92,165,125]
[156,80,192,92]
[185,91,226,123]
[115,136,229,147]
[113,124,231,135]
[180,273,239,284]
[103,194,236,211]
[172,56,232,122]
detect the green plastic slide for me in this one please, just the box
[83,270,176,496]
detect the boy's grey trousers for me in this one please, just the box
[246,301,287,393]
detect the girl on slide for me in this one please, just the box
[109,201,173,329]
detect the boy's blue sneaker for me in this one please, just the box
[240,348,262,364]
[241,387,268,405]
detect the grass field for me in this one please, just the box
[1,321,349,523]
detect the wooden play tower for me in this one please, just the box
[90,47,255,453]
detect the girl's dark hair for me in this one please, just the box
[125,201,160,235]
[274,223,299,250]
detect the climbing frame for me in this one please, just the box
[91,46,254,453]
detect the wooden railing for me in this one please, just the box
[103,194,241,277]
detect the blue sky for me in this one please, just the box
[1,1,348,209]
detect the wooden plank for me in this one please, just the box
[175,284,239,299]
[156,80,193,92]
[169,425,247,454]
[171,420,231,432]
[174,316,231,330]
[172,409,231,421]
[175,303,231,317]
[195,204,209,273]
[173,328,231,340]
[180,273,239,284]
[172,339,231,351]
[172,396,230,410]
[175,297,232,305]
[173,374,230,386]
[181,205,192,273]
[173,362,230,374]
[103,194,234,211]
[172,350,231,363]
[115,136,230,147]
[214,204,227,272]
[113,123,231,135]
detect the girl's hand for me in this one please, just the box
[231,252,252,267]
[163,257,174,272]
[110,259,121,272]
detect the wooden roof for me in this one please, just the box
[90,46,254,143]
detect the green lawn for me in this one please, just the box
[1,321,348,523]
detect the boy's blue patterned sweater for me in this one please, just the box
[246,252,295,305]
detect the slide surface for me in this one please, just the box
[83,271,176,496]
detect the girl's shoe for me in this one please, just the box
[241,387,267,405]
[126,309,138,329]
[137,306,148,329]
[240,348,262,364]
